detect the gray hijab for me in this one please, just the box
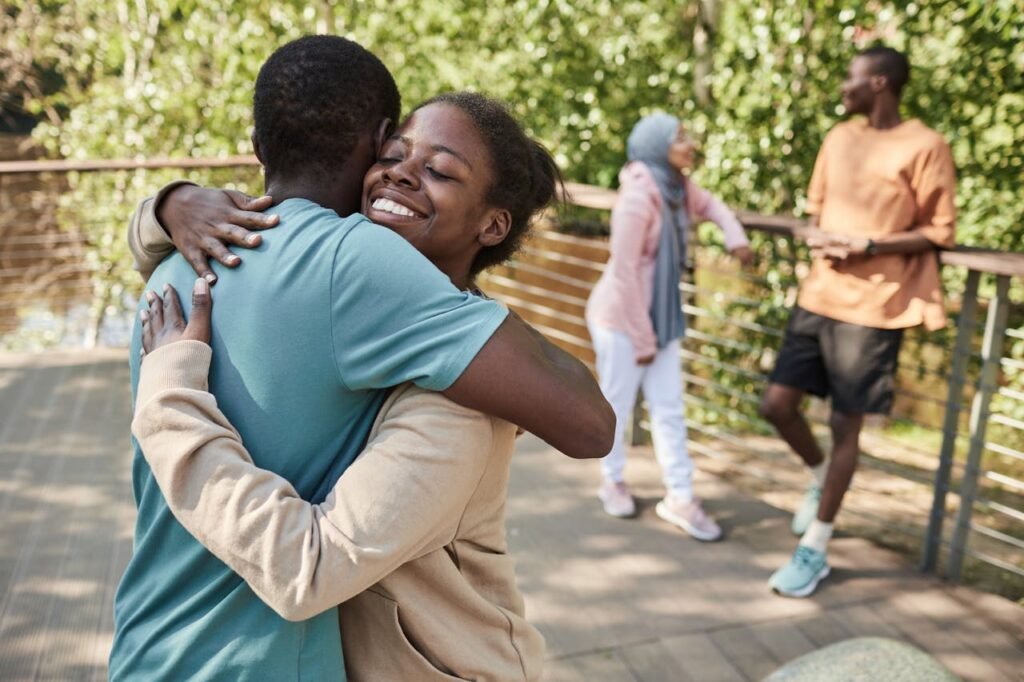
[627,113,688,350]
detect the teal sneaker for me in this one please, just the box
[769,545,830,598]
[791,484,822,535]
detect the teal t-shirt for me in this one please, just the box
[108,199,508,681]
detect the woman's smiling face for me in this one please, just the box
[361,103,508,286]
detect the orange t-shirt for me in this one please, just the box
[797,118,956,331]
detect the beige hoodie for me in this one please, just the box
[132,339,544,681]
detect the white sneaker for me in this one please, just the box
[598,480,636,518]
[656,495,723,541]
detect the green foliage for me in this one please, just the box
[7,0,1022,324]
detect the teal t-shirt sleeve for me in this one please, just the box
[330,220,509,392]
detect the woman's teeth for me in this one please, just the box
[371,198,417,217]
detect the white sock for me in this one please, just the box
[799,519,833,554]
[810,461,828,488]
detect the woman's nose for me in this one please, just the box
[382,159,419,188]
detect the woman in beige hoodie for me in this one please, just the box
[132,93,562,681]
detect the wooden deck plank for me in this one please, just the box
[876,590,1012,682]
[793,613,853,649]
[658,632,744,682]
[618,640,690,682]
[542,658,587,682]
[38,362,131,682]
[0,354,132,682]
[830,602,902,640]
[886,589,1022,682]
[707,625,782,680]
[746,620,818,669]
[0,350,1020,681]
[0,360,84,682]
[563,650,638,681]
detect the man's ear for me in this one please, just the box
[252,133,265,166]
[870,74,888,94]
[479,209,512,248]
[374,118,394,157]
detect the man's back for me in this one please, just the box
[110,199,507,680]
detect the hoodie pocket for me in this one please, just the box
[350,589,466,682]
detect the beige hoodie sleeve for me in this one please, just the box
[131,340,495,622]
[127,180,196,280]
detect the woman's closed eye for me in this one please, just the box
[426,165,454,181]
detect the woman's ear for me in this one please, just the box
[479,208,512,247]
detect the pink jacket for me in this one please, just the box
[585,162,750,360]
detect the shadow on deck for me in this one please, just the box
[0,350,1020,681]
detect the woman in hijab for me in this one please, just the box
[585,113,752,540]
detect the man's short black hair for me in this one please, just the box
[858,45,910,96]
[253,35,400,179]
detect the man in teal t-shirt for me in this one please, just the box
[112,198,506,681]
[110,36,613,681]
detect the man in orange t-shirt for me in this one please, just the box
[759,46,956,598]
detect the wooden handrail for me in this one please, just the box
[0,155,259,173]
[3,156,1021,278]
[733,211,1024,278]
[556,189,1024,278]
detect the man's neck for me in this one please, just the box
[867,99,903,130]
[264,172,363,217]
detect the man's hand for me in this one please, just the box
[802,230,870,263]
[140,279,213,355]
[157,185,280,284]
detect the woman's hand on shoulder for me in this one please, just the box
[157,185,280,284]
[140,279,213,355]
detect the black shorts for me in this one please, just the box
[769,307,904,415]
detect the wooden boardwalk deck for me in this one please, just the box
[0,350,1021,681]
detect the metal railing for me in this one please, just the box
[1,158,1022,598]
[480,183,1024,599]
[0,157,262,348]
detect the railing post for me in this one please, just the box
[947,274,1011,581]
[921,269,980,572]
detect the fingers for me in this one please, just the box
[161,283,187,331]
[238,212,280,232]
[140,309,153,353]
[215,222,265,249]
[184,247,218,285]
[225,189,273,211]
[202,236,242,268]
[819,246,849,260]
[186,278,213,344]
[138,283,210,354]
[224,190,280,231]
[145,290,164,330]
